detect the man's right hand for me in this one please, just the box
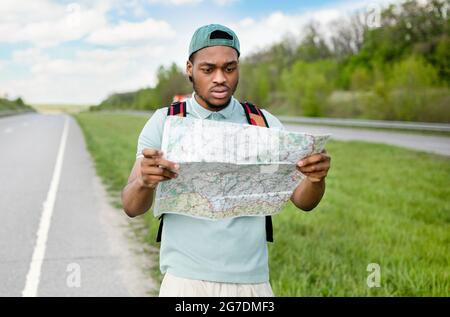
[139,148,179,189]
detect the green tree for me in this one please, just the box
[281,60,337,116]
[295,23,332,62]
[155,63,191,105]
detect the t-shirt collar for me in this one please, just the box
[189,92,235,119]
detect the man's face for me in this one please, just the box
[186,45,239,110]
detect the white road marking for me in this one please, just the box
[22,116,69,297]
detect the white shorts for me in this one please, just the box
[159,272,275,297]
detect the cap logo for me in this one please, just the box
[209,30,233,40]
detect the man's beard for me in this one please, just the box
[192,76,238,110]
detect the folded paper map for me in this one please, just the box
[154,116,330,220]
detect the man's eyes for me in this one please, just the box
[200,66,236,73]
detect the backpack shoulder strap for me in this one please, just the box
[240,101,269,128]
[156,215,164,243]
[167,101,187,117]
[240,101,274,243]
[157,101,187,243]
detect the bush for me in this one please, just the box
[281,60,337,116]
[0,97,34,112]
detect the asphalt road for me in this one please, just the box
[0,113,154,297]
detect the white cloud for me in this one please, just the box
[230,11,306,56]
[86,18,176,45]
[3,44,170,104]
[0,0,64,23]
[147,0,236,6]
[1,0,181,103]
[76,45,165,61]
[115,0,148,17]
[0,1,109,47]
[12,48,49,65]
[148,0,202,5]
[213,0,238,6]
[28,45,167,76]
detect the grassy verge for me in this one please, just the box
[0,97,35,116]
[75,111,450,296]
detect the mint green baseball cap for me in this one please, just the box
[189,24,240,58]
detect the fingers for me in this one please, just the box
[142,166,178,179]
[302,170,328,179]
[141,148,179,173]
[296,150,331,183]
[139,148,179,188]
[140,174,171,189]
[142,157,179,173]
[142,148,163,158]
[297,153,324,167]
[297,161,330,173]
[297,150,330,167]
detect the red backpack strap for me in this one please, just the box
[240,101,269,128]
[167,101,187,117]
[240,101,274,243]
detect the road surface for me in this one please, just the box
[0,113,155,297]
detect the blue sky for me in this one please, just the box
[0,0,396,104]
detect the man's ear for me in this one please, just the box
[186,60,193,77]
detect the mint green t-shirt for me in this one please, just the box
[136,93,284,283]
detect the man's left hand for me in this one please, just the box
[296,150,331,183]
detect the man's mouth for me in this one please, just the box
[210,87,229,99]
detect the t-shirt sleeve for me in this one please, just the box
[261,109,285,130]
[136,107,168,159]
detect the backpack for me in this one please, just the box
[156,100,274,243]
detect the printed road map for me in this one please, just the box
[154,116,330,220]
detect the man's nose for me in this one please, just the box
[212,70,226,84]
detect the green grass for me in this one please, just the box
[75,111,450,296]
[0,97,35,115]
